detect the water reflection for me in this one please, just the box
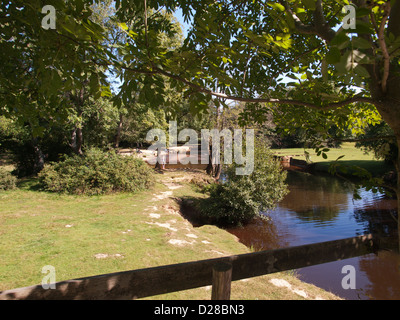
[359,250,400,300]
[227,170,400,299]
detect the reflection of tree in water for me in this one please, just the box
[353,204,398,239]
[227,216,292,251]
[358,250,400,300]
[278,171,352,224]
[228,170,400,299]
[350,195,399,299]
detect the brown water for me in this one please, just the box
[227,171,400,300]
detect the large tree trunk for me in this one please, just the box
[396,136,400,250]
[114,113,123,149]
[206,142,222,179]
[381,108,400,252]
[155,147,162,170]
[71,127,83,155]
[70,85,85,155]
[367,31,400,249]
[375,100,400,251]
[32,137,45,174]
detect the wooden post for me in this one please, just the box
[211,262,232,300]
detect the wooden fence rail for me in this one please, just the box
[0,234,383,300]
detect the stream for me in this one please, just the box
[227,170,400,300]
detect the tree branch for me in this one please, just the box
[143,0,153,67]
[279,0,336,42]
[267,45,323,88]
[378,2,391,93]
[155,68,380,112]
[328,135,396,143]
[313,0,336,42]
[117,60,378,110]
[278,0,315,34]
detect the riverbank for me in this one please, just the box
[272,142,396,187]
[0,169,341,300]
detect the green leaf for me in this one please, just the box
[354,21,374,34]
[326,47,341,64]
[331,32,350,48]
[302,0,315,10]
[352,37,372,49]
[354,65,370,78]
[100,86,112,97]
[118,22,128,31]
[269,3,285,12]
[356,7,371,18]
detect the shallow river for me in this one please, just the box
[227,170,400,300]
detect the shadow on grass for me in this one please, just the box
[174,196,210,228]
[175,195,250,230]
[312,160,394,177]
[16,176,43,191]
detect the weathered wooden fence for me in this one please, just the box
[0,234,384,300]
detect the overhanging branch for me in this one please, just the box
[328,135,396,143]
[279,0,336,42]
[118,62,378,110]
[378,2,391,93]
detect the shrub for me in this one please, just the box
[0,168,17,191]
[39,148,154,195]
[200,145,288,226]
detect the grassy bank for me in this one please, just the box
[271,142,376,162]
[272,142,395,178]
[0,168,340,300]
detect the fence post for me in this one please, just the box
[211,262,232,300]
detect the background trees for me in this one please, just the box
[0,1,398,233]
[105,0,400,235]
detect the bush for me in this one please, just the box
[0,168,17,191]
[199,145,288,226]
[39,148,154,195]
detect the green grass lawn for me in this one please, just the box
[271,142,376,162]
[0,169,340,300]
[272,142,395,178]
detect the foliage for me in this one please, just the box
[355,122,398,164]
[39,148,154,195]
[0,0,109,129]
[1,0,400,210]
[200,144,288,226]
[120,107,169,147]
[73,95,121,149]
[0,168,17,191]
[0,116,71,177]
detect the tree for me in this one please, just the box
[0,0,110,125]
[355,121,398,164]
[1,1,399,242]
[199,142,288,226]
[109,0,400,247]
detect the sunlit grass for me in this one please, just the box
[271,142,394,178]
[0,170,340,299]
[271,142,376,162]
